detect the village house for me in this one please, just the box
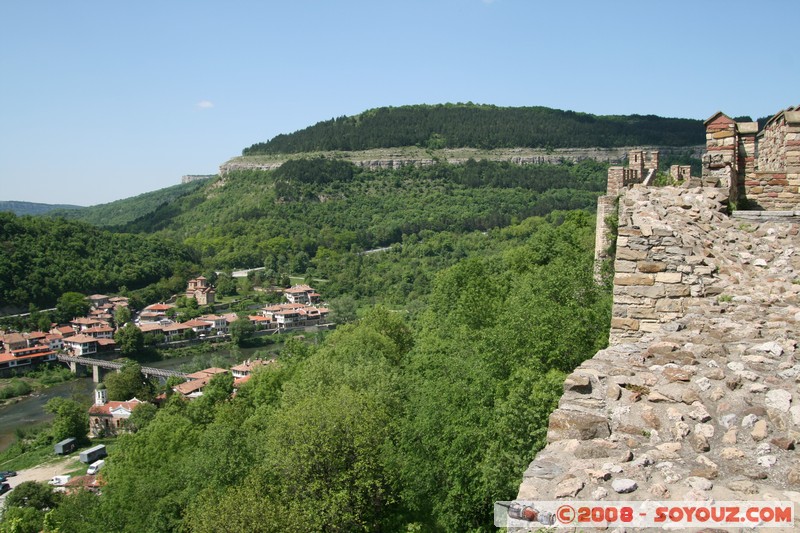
[70,317,107,332]
[197,314,228,334]
[88,384,144,437]
[63,334,99,356]
[0,344,57,373]
[180,319,213,336]
[50,325,75,339]
[230,358,275,379]
[247,315,273,330]
[161,322,192,342]
[283,284,321,305]
[262,302,329,329]
[172,367,229,398]
[83,325,114,339]
[87,294,110,308]
[138,303,175,324]
[45,333,64,351]
[137,323,165,337]
[186,276,216,306]
[1,333,27,352]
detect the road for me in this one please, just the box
[0,456,79,507]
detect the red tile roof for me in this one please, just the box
[230,358,275,373]
[185,367,228,380]
[64,334,99,344]
[145,303,174,311]
[174,379,208,395]
[89,398,143,416]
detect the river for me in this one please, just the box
[0,345,271,452]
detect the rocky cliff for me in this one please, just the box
[219,145,704,174]
[516,185,800,530]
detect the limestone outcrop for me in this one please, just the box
[219,145,705,175]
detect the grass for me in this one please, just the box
[0,436,119,473]
[0,438,62,471]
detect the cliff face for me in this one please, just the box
[517,185,800,527]
[219,145,704,174]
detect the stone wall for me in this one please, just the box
[745,108,800,211]
[517,185,800,530]
[609,187,729,344]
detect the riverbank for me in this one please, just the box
[0,366,76,407]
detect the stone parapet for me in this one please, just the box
[519,187,800,527]
[518,107,800,530]
[609,187,728,344]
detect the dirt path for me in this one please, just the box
[10,457,80,486]
[0,456,84,511]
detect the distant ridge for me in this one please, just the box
[0,200,83,216]
[46,179,210,227]
[243,103,705,155]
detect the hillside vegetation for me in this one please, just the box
[47,180,209,227]
[0,213,196,308]
[243,103,704,155]
[0,201,82,216]
[0,105,625,531]
[42,213,611,532]
[122,158,607,273]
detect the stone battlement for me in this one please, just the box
[518,107,800,531]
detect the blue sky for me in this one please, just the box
[1,0,797,206]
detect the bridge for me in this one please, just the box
[57,354,188,383]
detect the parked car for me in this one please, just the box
[0,483,11,495]
[87,459,104,475]
[48,475,70,486]
[0,470,17,478]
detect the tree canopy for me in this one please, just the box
[243,103,704,154]
[40,212,611,532]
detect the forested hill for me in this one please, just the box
[0,213,197,309]
[243,103,705,155]
[0,201,82,216]
[46,180,208,227]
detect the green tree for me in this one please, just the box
[229,318,255,347]
[114,323,144,357]
[328,295,358,324]
[55,292,90,323]
[126,402,158,433]
[4,481,60,511]
[44,398,88,443]
[1,506,44,533]
[215,273,237,297]
[104,361,155,402]
[114,305,132,327]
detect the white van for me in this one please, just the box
[87,459,105,475]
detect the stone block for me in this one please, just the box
[624,285,666,298]
[616,248,648,261]
[611,317,639,331]
[615,273,655,286]
[615,260,637,273]
[548,409,611,442]
[639,321,661,333]
[655,299,684,313]
[628,306,657,319]
[665,285,691,297]
[655,272,682,284]
[637,261,667,273]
